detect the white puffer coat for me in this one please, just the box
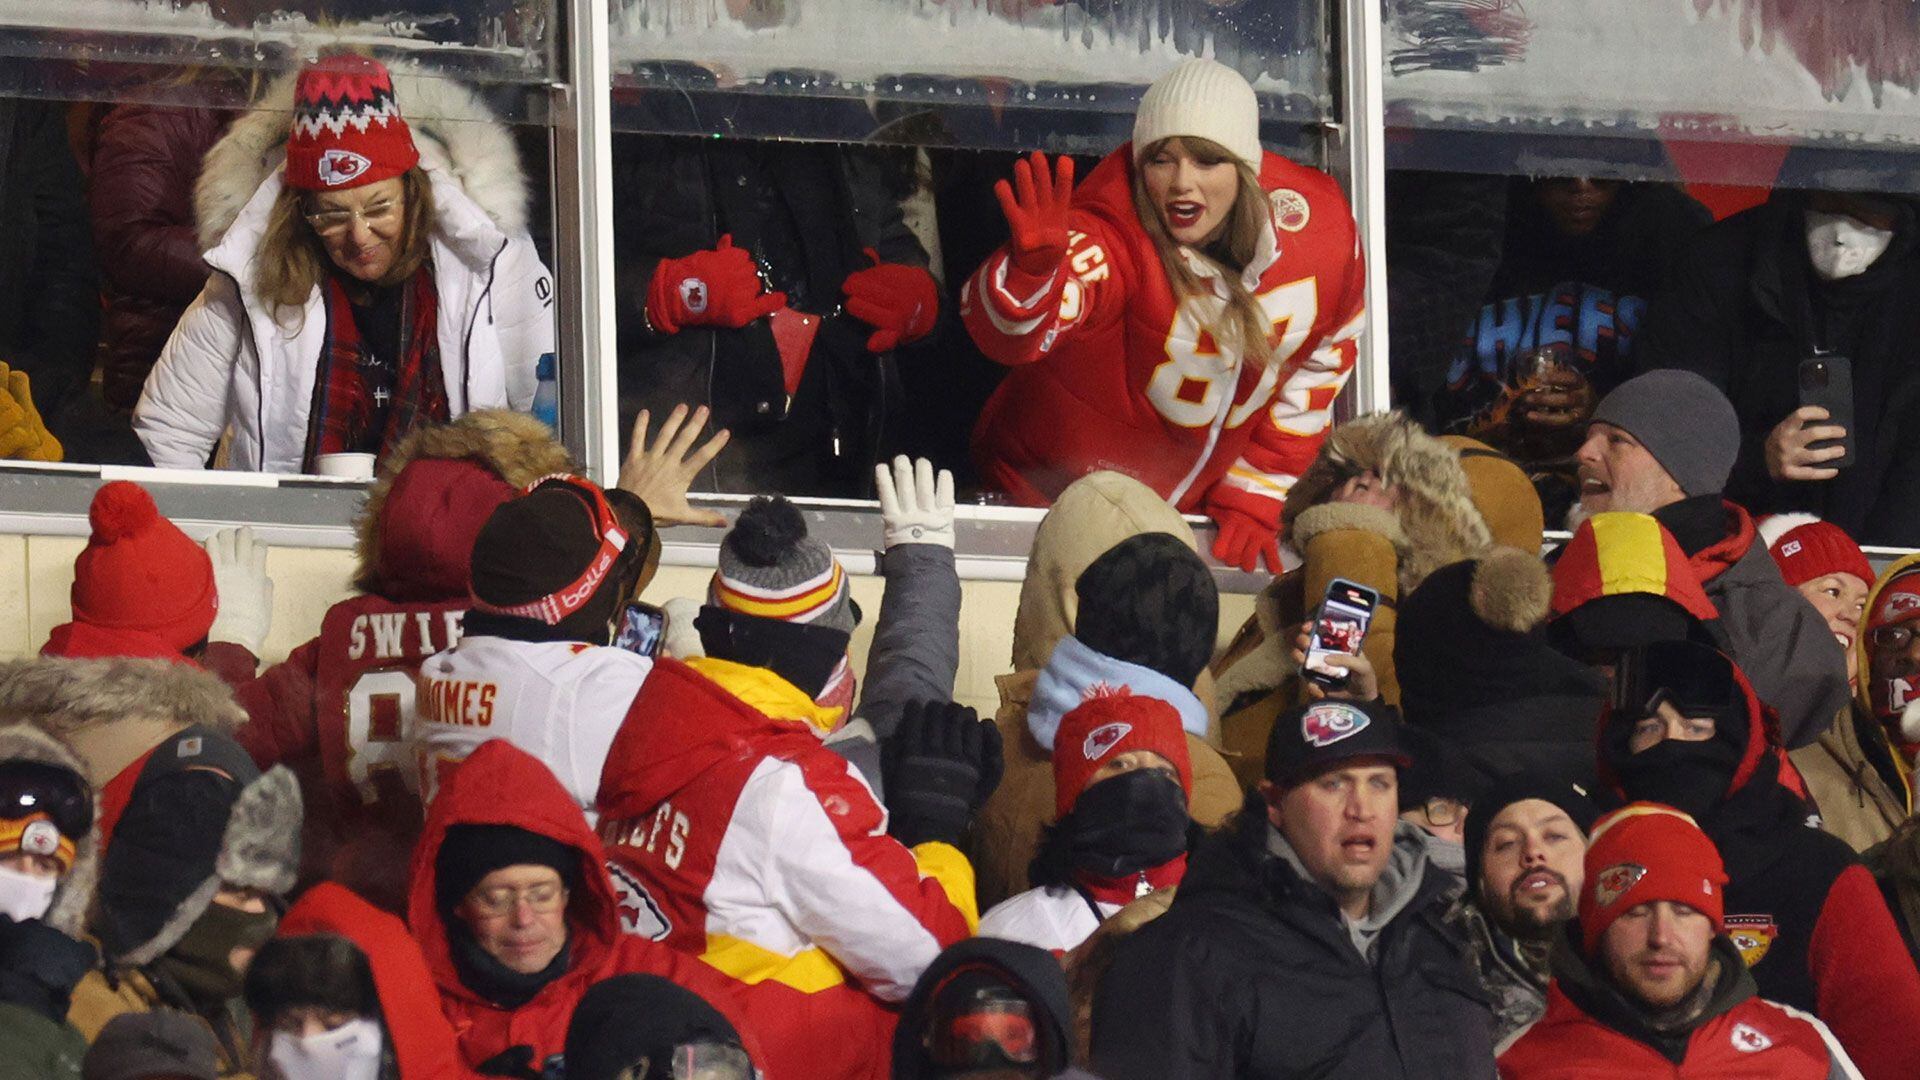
[133,68,553,473]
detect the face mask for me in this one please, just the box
[1806,209,1895,281]
[0,861,58,922]
[1615,738,1742,821]
[268,1017,385,1080]
[151,901,279,1006]
[1066,768,1190,878]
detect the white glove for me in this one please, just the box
[661,596,706,660]
[206,526,273,657]
[875,455,955,551]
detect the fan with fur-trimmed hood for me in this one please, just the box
[0,723,101,939]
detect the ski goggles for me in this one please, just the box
[1611,640,1739,721]
[471,474,631,626]
[617,1040,756,1080]
[923,968,1041,1070]
[0,761,91,840]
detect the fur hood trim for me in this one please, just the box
[1469,547,1554,634]
[0,658,244,743]
[0,724,100,938]
[196,60,527,249]
[353,409,576,593]
[1289,501,1406,554]
[1282,412,1490,591]
[119,764,301,968]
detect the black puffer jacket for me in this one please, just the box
[1091,804,1497,1080]
[0,99,98,424]
[1638,189,1920,545]
[611,129,932,498]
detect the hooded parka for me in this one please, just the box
[1090,807,1497,1080]
[971,471,1240,910]
[407,739,744,1075]
[134,67,553,473]
[891,937,1076,1080]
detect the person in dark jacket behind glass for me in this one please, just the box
[1090,698,1496,1080]
[0,98,98,436]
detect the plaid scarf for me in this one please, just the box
[304,265,448,469]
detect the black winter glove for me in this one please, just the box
[883,699,1003,848]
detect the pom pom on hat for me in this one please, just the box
[710,496,856,634]
[1132,59,1263,172]
[88,481,161,544]
[1470,547,1554,634]
[64,482,216,654]
[727,497,810,569]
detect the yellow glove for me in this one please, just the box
[0,362,62,463]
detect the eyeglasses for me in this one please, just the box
[1872,625,1917,651]
[464,881,567,918]
[303,200,402,237]
[1419,798,1464,829]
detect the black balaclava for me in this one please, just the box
[1606,642,1749,821]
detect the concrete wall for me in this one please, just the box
[2,536,1255,717]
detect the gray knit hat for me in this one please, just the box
[83,1010,219,1080]
[1590,370,1741,497]
[710,496,856,634]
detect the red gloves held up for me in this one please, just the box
[1206,485,1286,574]
[646,234,787,335]
[843,248,939,352]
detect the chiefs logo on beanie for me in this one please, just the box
[284,54,420,192]
[1052,690,1193,819]
[1579,803,1728,956]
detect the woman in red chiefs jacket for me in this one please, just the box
[961,59,1366,573]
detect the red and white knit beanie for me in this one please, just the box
[1757,514,1873,590]
[284,54,420,192]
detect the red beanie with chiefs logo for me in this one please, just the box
[1869,566,1920,636]
[1757,514,1873,590]
[1052,690,1193,819]
[284,54,420,192]
[60,482,217,655]
[1579,802,1728,956]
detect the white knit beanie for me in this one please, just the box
[1131,59,1263,171]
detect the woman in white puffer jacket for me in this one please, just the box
[134,55,553,474]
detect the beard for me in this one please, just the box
[1495,870,1576,941]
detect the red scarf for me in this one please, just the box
[1074,855,1188,908]
[304,266,448,470]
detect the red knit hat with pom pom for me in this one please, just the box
[67,482,217,652]
[1053,690,1194,819]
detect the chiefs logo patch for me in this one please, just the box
[1301,702,1368,748]
[1726,914,1778,967]
[1594,863,1647,907]
[1269,188,1311,233]
[318,148,372,187]
[1730,1022,1773,1053]
[607,861,672,942]
[679,277,709,315]
[1083,722,1133,762]
[20,819,59,857]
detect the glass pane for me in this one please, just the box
[609,0,1332,156]
[1382,0,1920,191]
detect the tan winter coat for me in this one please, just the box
[1791,703,1910,854]
[970,472,1241,911]
[1211,415,1494,790]
[0,657,245,791]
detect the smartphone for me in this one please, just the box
[1304,579,1380,689]
[1797,355,1854,470]
[614,602,668,657]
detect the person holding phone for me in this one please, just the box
[1638,177,1920,545]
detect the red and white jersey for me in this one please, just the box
[596,658,977,1080]
[978,885,1119,955]
[961,143,1365,521]
[415,635,652,817]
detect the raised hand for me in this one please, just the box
[616,403,731,528]
[645,234,788,335]
[874,455,956,551]
[843,249,940,353]
[993,150,1076,278]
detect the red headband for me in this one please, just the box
[469,475,629,625]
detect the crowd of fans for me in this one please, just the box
[0,43,1918,1080]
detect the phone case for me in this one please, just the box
[1798,355,1855,469]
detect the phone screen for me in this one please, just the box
[1305,580,1378,685]
[614,602,667,657]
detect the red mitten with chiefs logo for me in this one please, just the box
[645,234,787,335]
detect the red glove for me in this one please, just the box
[993,150,1075,288]
[843,249,939,352]
[645,234,787,335]
[1206,486,1285,573]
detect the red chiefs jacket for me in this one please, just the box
[407,739,754,1074]
[596,657,978,1080]
[278,882,478,1079]
[960,143,1365,529]
[1499,937,1862,1078]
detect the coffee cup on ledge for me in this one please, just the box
[314,452,377,481]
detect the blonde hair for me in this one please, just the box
[255,167,434,315]
[1131,136,1275,370]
